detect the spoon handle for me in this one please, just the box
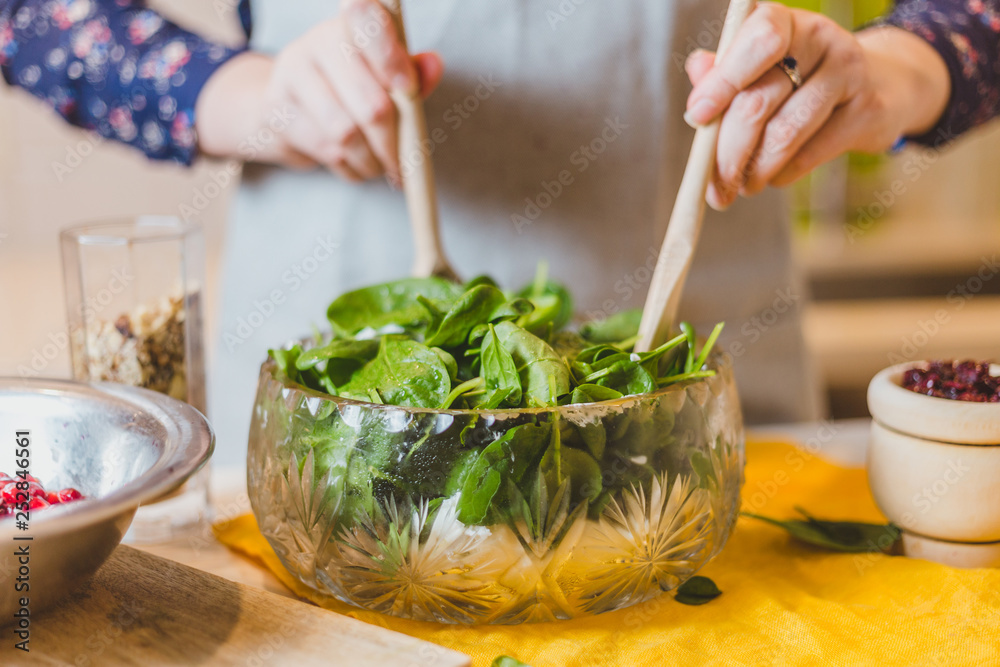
[379,0,457,281]
[633,0,756,353]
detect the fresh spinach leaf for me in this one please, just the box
[425,284,508,348]
[293,339,380,387]
[338,337,451,408]
[476,324,522,409]
[570,383,624,405]
[674,576,722,605]
[326,277,462,336]
[743,508,902,553]
[491,657,532,667]
[493,320,570,407]
[457,423,550,524]
[579,309,642,344]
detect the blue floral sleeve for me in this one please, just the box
[883,0,1000,146]
[0,0,247,164]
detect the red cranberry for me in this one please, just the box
[1,482,23,506]
[28,497,50,510]
[901,360,1000,402]
[56,488,83,503]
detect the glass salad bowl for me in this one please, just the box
[247,349,744,624]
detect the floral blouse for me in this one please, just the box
[0,0,248,164]
[0,0,996,162]
[884,0,1000,145]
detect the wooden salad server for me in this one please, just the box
[378,0,459,282]
[634,0,756,353]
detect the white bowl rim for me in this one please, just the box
[0,377,214,540]
[867,361,1000,445]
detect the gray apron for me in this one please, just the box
[209,0,824,467]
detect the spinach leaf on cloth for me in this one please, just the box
[674,576,722,605]
[744,507,902,553]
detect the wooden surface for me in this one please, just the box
[634,0,755,352]
[1,546,470,667]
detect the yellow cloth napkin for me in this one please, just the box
[214,441,1000,666]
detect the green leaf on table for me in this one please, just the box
[743,507,902,553]
[338,337,451,409]
[493,320,570,407]
[425,284,508,348]
[326,277,462,336]
[674,576,722,605]
[491,657,532,667]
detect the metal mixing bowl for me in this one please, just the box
[0,377,213,619]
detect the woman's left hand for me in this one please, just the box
[683,2,950,210]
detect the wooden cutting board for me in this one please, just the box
[1,545,471,666]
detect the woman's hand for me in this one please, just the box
[683,3,950,210]
[196,0,443,182]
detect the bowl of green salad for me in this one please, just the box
[247,269,745,624]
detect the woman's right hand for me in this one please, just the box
[196,0,443,182]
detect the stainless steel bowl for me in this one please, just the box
[0,377,213,619]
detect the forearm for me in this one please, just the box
[195,52,278,162]
[856,26,950,141]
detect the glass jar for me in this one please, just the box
[61,216,210,542]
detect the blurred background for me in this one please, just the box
[2,0,999,421]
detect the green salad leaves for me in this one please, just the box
[270,265,723,410]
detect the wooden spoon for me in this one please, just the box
[633,0,756,353]
[378,0,459,282]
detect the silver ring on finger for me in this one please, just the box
[777,56,803,90]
